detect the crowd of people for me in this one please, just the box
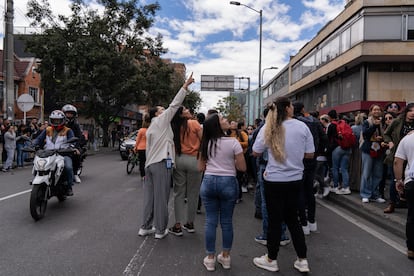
[132,74,412,274]
[3,75,413,271]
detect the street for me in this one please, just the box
[0,149,413,275]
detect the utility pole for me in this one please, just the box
[3,0,14,120]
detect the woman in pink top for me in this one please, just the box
[198,114,246,271]
[168,106,203,236]
[134,114,151,180]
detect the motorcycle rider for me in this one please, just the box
[62,104,85,183]
[33,110,77,196]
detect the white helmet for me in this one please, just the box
[49,110,66,130]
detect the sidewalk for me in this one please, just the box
[325,190,407,239]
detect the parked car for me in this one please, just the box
[119,130,138,160]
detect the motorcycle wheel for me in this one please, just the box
[30,184,48,221]
[126,159,135,174]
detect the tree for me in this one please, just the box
[215,95,244,122]
[25,0,195,146]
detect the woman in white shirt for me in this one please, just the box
[252,96,314,273]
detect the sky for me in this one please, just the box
[2,0,347,114]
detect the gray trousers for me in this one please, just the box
[172,154,202,224]
[142,160,172,234]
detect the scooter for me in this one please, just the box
[24,137,78,221]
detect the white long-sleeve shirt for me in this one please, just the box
[145,87,189,168]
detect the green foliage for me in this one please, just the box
[24,0,188,146]
[215,95,244,122]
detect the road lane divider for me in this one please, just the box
[0,189,31,202]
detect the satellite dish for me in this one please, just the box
[17,94,35,112]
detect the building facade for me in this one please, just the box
[263,0,414,117]
[0,50,43,123]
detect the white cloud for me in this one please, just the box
[6,0,346,112]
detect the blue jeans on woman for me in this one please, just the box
[200,175,238,255]
[16,143,26,167]
[360,152,383,199]
[332,146,351,188]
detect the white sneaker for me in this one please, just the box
[138,227,155,236]
[294,258,310,273]
[203,256,216,271]
[322,187,330,197]
[74,175,81,183]
[362,198,369,203]
[308,221,317,232]
[330,187,339,193]
[253,254,279,272]
[375,197,386,203]
[241,186,248,193]
[154,229,168,239]
[302,224,310,235]
[280,238,291,246]
[336,187,351,195]
[217,253,231,269]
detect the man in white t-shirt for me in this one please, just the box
[393,132,414,260]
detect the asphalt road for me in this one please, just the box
[0,149,413,276]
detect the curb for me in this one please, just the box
[326,193,406,239]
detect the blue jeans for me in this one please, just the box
[200,175,238,255]
[258,164,288,240]
[64,156,74,187]
[332,146,351,188]
[16,143,26,167]
[254,159,262,215]
[360,152,383,199]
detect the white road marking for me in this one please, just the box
[0,189,31,202]
[318,200,406,255]
[123,192,175,276]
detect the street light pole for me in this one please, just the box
[230,1,262,119]
[261,66,278,86]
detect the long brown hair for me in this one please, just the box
[264,96,291,162]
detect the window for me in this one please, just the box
[29,87,39,103]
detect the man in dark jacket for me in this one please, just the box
[62,104,85,183]
[293,102,328,235]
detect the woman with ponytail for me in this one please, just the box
[252,97,315,273]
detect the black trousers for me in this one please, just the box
[298,159,317,225]
[406,182,414,251]
[138,150,146,177]
[264,180,307,260]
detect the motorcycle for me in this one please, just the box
[24,137,79,221]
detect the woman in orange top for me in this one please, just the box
[134,114,151,181]
[168,106,203,236]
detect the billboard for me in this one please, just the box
[201,75,234,92]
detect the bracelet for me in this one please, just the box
[394,179,403,182]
